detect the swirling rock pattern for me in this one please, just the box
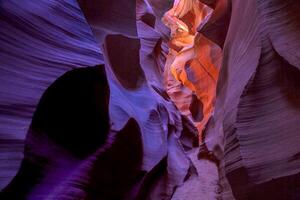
[1,0,300,199]
[0,0,198,199]
[0,0,102,190]
[162,0,223,139]
[204,0,300,199]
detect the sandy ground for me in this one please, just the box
[172,149,219,200]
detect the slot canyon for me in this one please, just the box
[0,0,300,199]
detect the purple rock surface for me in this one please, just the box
[0,0,300,200]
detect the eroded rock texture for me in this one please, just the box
[204,0,300,199]
[0,0,103,190]
[0,0,198,199]
[1,0,300,200]
[162,0,222,137]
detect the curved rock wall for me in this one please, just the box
[0,0,102,189]
[204,0,300,199]
[1,0,300,199]
[0,0,197,199]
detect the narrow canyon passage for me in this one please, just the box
[0,0,300,200]
[162,0,223,140]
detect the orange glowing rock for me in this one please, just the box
[162,0,222,141]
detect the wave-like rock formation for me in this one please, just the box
[0,0,198,199]
[0,0,103,190]
[162,0,222,137]
[204,0,300,199]
[0,0,300,199]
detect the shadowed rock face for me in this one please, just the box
[0,63,195,200]
[0,0,103,191]
[0,0,197,199]
[104,35,145,90]
[0,0,300,200]
[2,66,111,199]
[204,0,300,199]
[1,66,146,200]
